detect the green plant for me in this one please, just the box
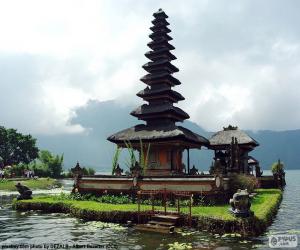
[271,160,285,174]
[81,167,96,176]
[124,141,137,169]
[168,242,192,250]
[228,174,259,194]
[111,146,121,174]
[0,125,39,166]
[139,139,150,175]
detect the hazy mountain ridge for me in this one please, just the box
[35,100,300,171]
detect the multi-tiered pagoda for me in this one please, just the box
[108,9,208,176]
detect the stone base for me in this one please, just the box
[229,208,254,218]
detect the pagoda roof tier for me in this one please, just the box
[141,72,181,86]
[152,18,170,26]
[150,26,171,33]
[131,103,189,122]
[143,59,179,74]
[149,32,172,41]
[209,126,259,149]
[137,87,184,102]
[145,48,176,61]
[153,9,169,19]
[107,124,209,148]
[147,40,175,50]
[150,21,169,30]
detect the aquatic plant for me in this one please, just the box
[86,221,126,231]
[168,242,192,250]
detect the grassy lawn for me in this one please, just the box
[16,189,282,222]
[0,178,59,191]
[190,189,282,221]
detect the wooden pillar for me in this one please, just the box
[177,196,180,213]
[187,148,190,174]
[137,191,141,224]
[189,194,192,227]
[151,194,154,213]
[164,189,167,215]
[170,150,173,171]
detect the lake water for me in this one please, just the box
[0,171,299,250]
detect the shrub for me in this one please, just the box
[229,174,259,194]
[271,161,285,175]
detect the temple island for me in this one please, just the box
[14,9,286,237]
[74,9,285,198]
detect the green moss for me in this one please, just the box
[0,178,59,191]
[14,188,283,236]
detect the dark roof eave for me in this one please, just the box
[208,142,258,150]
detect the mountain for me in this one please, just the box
[35,100,300,171]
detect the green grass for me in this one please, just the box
[16,189,282,221]
[0,178,59,191]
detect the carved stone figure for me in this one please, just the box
[130,161,142,177]
[189,165,199,175]
[229,189,253,217]
[114,164,123,176]
[15,183,32,200]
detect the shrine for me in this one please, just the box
[208,125,259,175]
[108,8,208,176]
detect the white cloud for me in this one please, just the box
[0,0,300,134]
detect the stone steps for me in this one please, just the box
[134,213,180,234]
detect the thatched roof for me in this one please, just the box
[137,87,184,101]
[131,103,189,120]
[107,124,209,148]
[209,127,259,147]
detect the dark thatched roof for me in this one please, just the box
[131,103,189,120]
[137,87,184,101]
[107,124,209,147]
[209,128,259,147]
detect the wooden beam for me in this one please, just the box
[187,148,190,174]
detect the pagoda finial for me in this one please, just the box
[131,9,189,126]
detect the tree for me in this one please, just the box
[271,160,285,175]
[38,150,64,178]
[82,167,96,176]
[0,126,39,166]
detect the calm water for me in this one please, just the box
[0,172,299,250]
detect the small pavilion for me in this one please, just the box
[108,9,208,176]
[208,125,259,174]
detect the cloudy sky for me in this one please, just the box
[1,0,300,135]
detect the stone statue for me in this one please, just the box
[114,164,123,176]
[15,183,32,200]
[229,189,253,217]
[189,165,199,175]
[130,161,142,177]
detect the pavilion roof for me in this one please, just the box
[209,126,259,147]
[107,124,209,148]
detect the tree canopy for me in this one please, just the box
[271,160,285,174]
[0,126,39,166]
[32,150,64,178]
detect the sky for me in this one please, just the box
[1,0,300,135]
